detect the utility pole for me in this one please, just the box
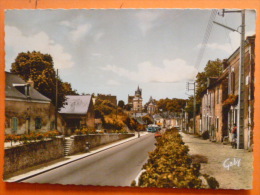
[237,10,245,149]
[213,9,245,149]
[187,81,196,134]
[55,69,58,130]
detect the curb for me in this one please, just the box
[8,132,149,183]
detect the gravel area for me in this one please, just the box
[180,132,253,189]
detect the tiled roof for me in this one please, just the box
[59,95,92,114]
[5,72,50,102]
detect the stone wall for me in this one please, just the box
[4,138,64,176]
[68,133,135,155]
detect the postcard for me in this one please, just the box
[3,9,256,189]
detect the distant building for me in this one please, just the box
[133,86,143,112]
[59,95,95,134]
[5,72,66,135]
[127,95,134,105]
[97,94,117,105]
[147,96,158,115]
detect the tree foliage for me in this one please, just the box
[185,59,223,118]
[196,59,223,99]
[10,51,77,109]
[157,98,186,113]
[118,100,125,108]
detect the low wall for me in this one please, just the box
[69,133,135,155]
[4,138,64,176]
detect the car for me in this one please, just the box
[154,131,162,138]
[96,129,104,134]
[147,126,157,133]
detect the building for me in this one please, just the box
[97,94,117,106]
[225,35,255,149]
[200,35,255,149]
[201,75,228,142]
[59,95,95,134]
[128,95,134,105]
[133,86,143,112]
[5,72,65,135]
[147,96,158,115]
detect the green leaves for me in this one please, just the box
[10,51,77,109]
[137,129,217,189]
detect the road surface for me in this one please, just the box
[21,133,155,186]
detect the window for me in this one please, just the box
[35,117,42,130]
[50,121,55,130]
[11,117,18,132]
[231,72,235,94]
[216,118,219,132]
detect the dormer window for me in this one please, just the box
[13,84,30,97]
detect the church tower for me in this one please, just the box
[133,86,143,112]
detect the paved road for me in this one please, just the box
[22,133,155,186]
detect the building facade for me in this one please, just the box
[133,86,143,112]
[5,72,66,135]
[200,35,255,149]
[59,95,95,134]
[147,96,158,115]
[97,94,117,106]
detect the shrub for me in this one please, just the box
[136,129,218,189]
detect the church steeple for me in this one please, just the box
[135,85,142,97]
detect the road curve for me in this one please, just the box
[21,133,155,186]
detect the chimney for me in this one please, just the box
[27,78,34,88]
[222,59,229,70]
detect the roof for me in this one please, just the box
[136,117,146,125]
[5,72,50,102]
[59,95,92,115]
[134,112,148,117]
[153,114,163,120]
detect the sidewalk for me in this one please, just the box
[180,132,253,189]
[5,132,148,183]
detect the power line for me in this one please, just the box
[223,17,234,51]
[193,10,218,76]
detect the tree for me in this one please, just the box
[10,51,77,109]
[196,59,223,99]
[157,98,186,113]
[118,100,125,108]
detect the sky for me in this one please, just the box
[5,9,256,103]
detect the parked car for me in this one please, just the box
[154,131,162,138]
[147,126,157,133]
[147,124,160,133]
[96,129,104,134]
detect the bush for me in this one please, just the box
[5,130,61,145]
[136,129,218,189]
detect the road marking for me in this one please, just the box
[134,169,146,186]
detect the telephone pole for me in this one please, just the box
[55,69,59,130]
[213,9,245,149]
[187,81,196,134]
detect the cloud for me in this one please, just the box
[70,23,92,42]
[60,20,71,27]
[94,32,104,42]
[91,53,102,57]
[135,10,161,36]
[107,79,121,86]
[199,31,255,54]
[5,25,74,69]
[101,59,196,83]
